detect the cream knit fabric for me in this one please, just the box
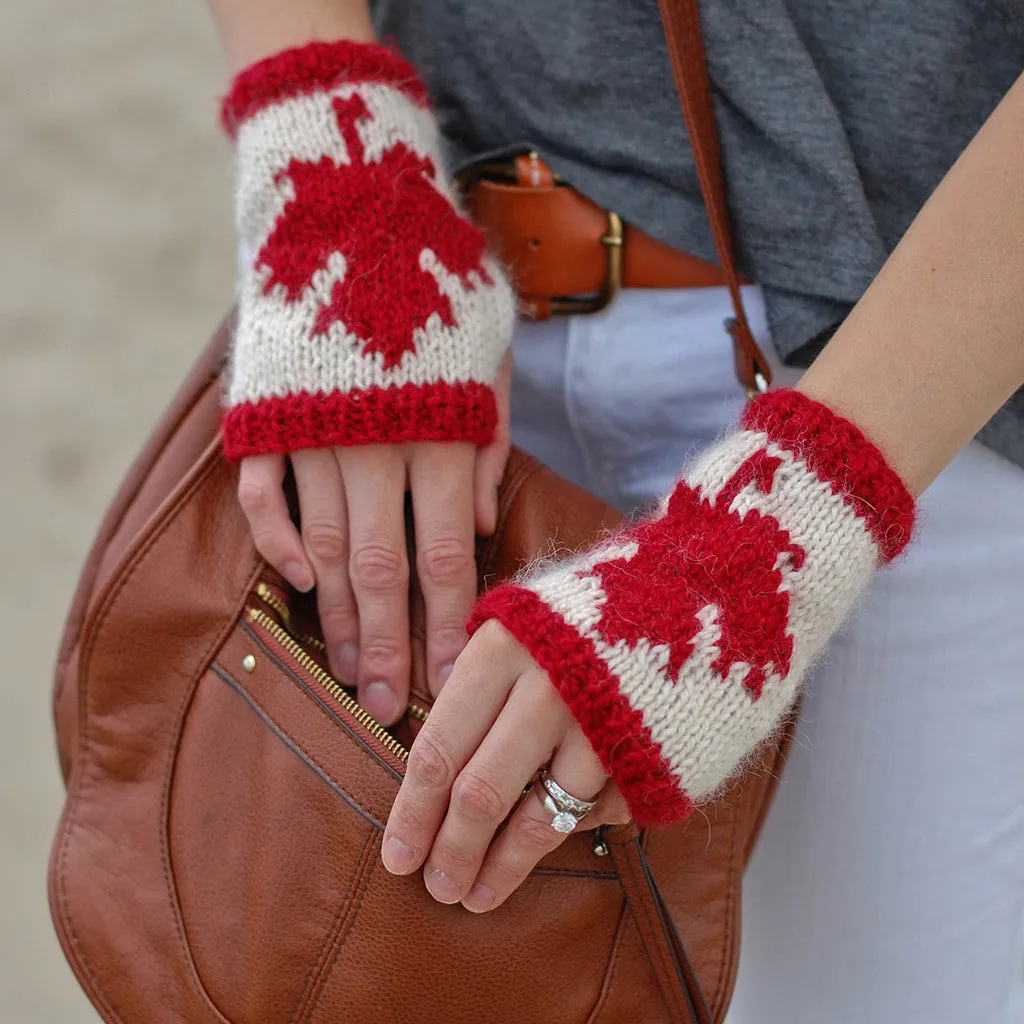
[470,389,915,824]
[220,42,514,459]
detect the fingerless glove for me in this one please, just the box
[470,390,915,824]
[220,41,515,460]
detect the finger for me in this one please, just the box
[382,620,530,876]
[473,435,508,537]
[337,445,410,727]
[291,449,358,684]
[237,453,314,592]
[462,727,608,913]
[409,442,477,695]
[419,675,565,905]
[474,350,512,536]
[587,782,631,828]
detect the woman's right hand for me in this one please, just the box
[219,38,516,725]
[237,354,512,727]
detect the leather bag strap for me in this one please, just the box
[657,0,772,395]
[606,833,714,1024]
[597,14,770,1019]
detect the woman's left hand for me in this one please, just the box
[381,619,630,912]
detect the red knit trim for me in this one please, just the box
[469,586,695,827]
[743,389,915,561]
[221,381,496,460]
[220,40,428,136]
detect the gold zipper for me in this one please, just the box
[256,581,328,654]
[300,632,327,654]
[247,606,609,858]
[406,703,429,723]
[247,606,409,762]
[255,582,291,629]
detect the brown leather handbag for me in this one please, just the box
[48,315,791,1024]
[48,3,790,1021]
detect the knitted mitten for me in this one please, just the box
[469,390,915,825]
[220,41,515,460]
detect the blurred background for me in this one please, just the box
[1,2,233,1018]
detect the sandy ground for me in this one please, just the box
[0,2,233,1018]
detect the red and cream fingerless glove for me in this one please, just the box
[219,42,515,460]
[470,390,916,825]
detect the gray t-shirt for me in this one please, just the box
[372,0,1024,467]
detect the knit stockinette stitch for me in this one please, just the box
[220,42,515,460]
[469,390,916,825]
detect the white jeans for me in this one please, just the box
[509,288,1024,1024]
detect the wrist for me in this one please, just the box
[470,389,915,825]
[211,1,375,75]
[794,369,936,499]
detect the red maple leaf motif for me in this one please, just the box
[256,94,492,369]
[589,450,805,699]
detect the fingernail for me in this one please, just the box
[283,560,314,593]
[463,883,495,913]
[383,835,416,874]
[436,663,455,690]
[336,643,359,682]
[362,681,399,725]
[426,869,462,904]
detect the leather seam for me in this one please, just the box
[157,571,263,1022]
[711,798,741,1019]
[289,831,376,1024]
[53,757,124,1023]
[51,367,221,717]
[531,866,617,879]
[288,897,351,1024]
[74,452,223,775]
[620,845,687,1021]
[624,850,677,1016]
[300,839,382,1023]
[586,898,631,1024]
[211,664,387,831]
[240,620,404,782]
[56,452,237,1024]
[644,852,707,1024]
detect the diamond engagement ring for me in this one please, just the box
[537,770,598,834]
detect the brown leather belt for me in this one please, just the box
[462,152,749,321]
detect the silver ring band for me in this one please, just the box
[537,769,597,834]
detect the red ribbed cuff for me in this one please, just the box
[220,40,429,137]
[221,381,497,460]
[469,585,694,826]
[743,389,915,562]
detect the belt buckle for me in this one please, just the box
[550,210,624,316]
[457,154,625,317]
